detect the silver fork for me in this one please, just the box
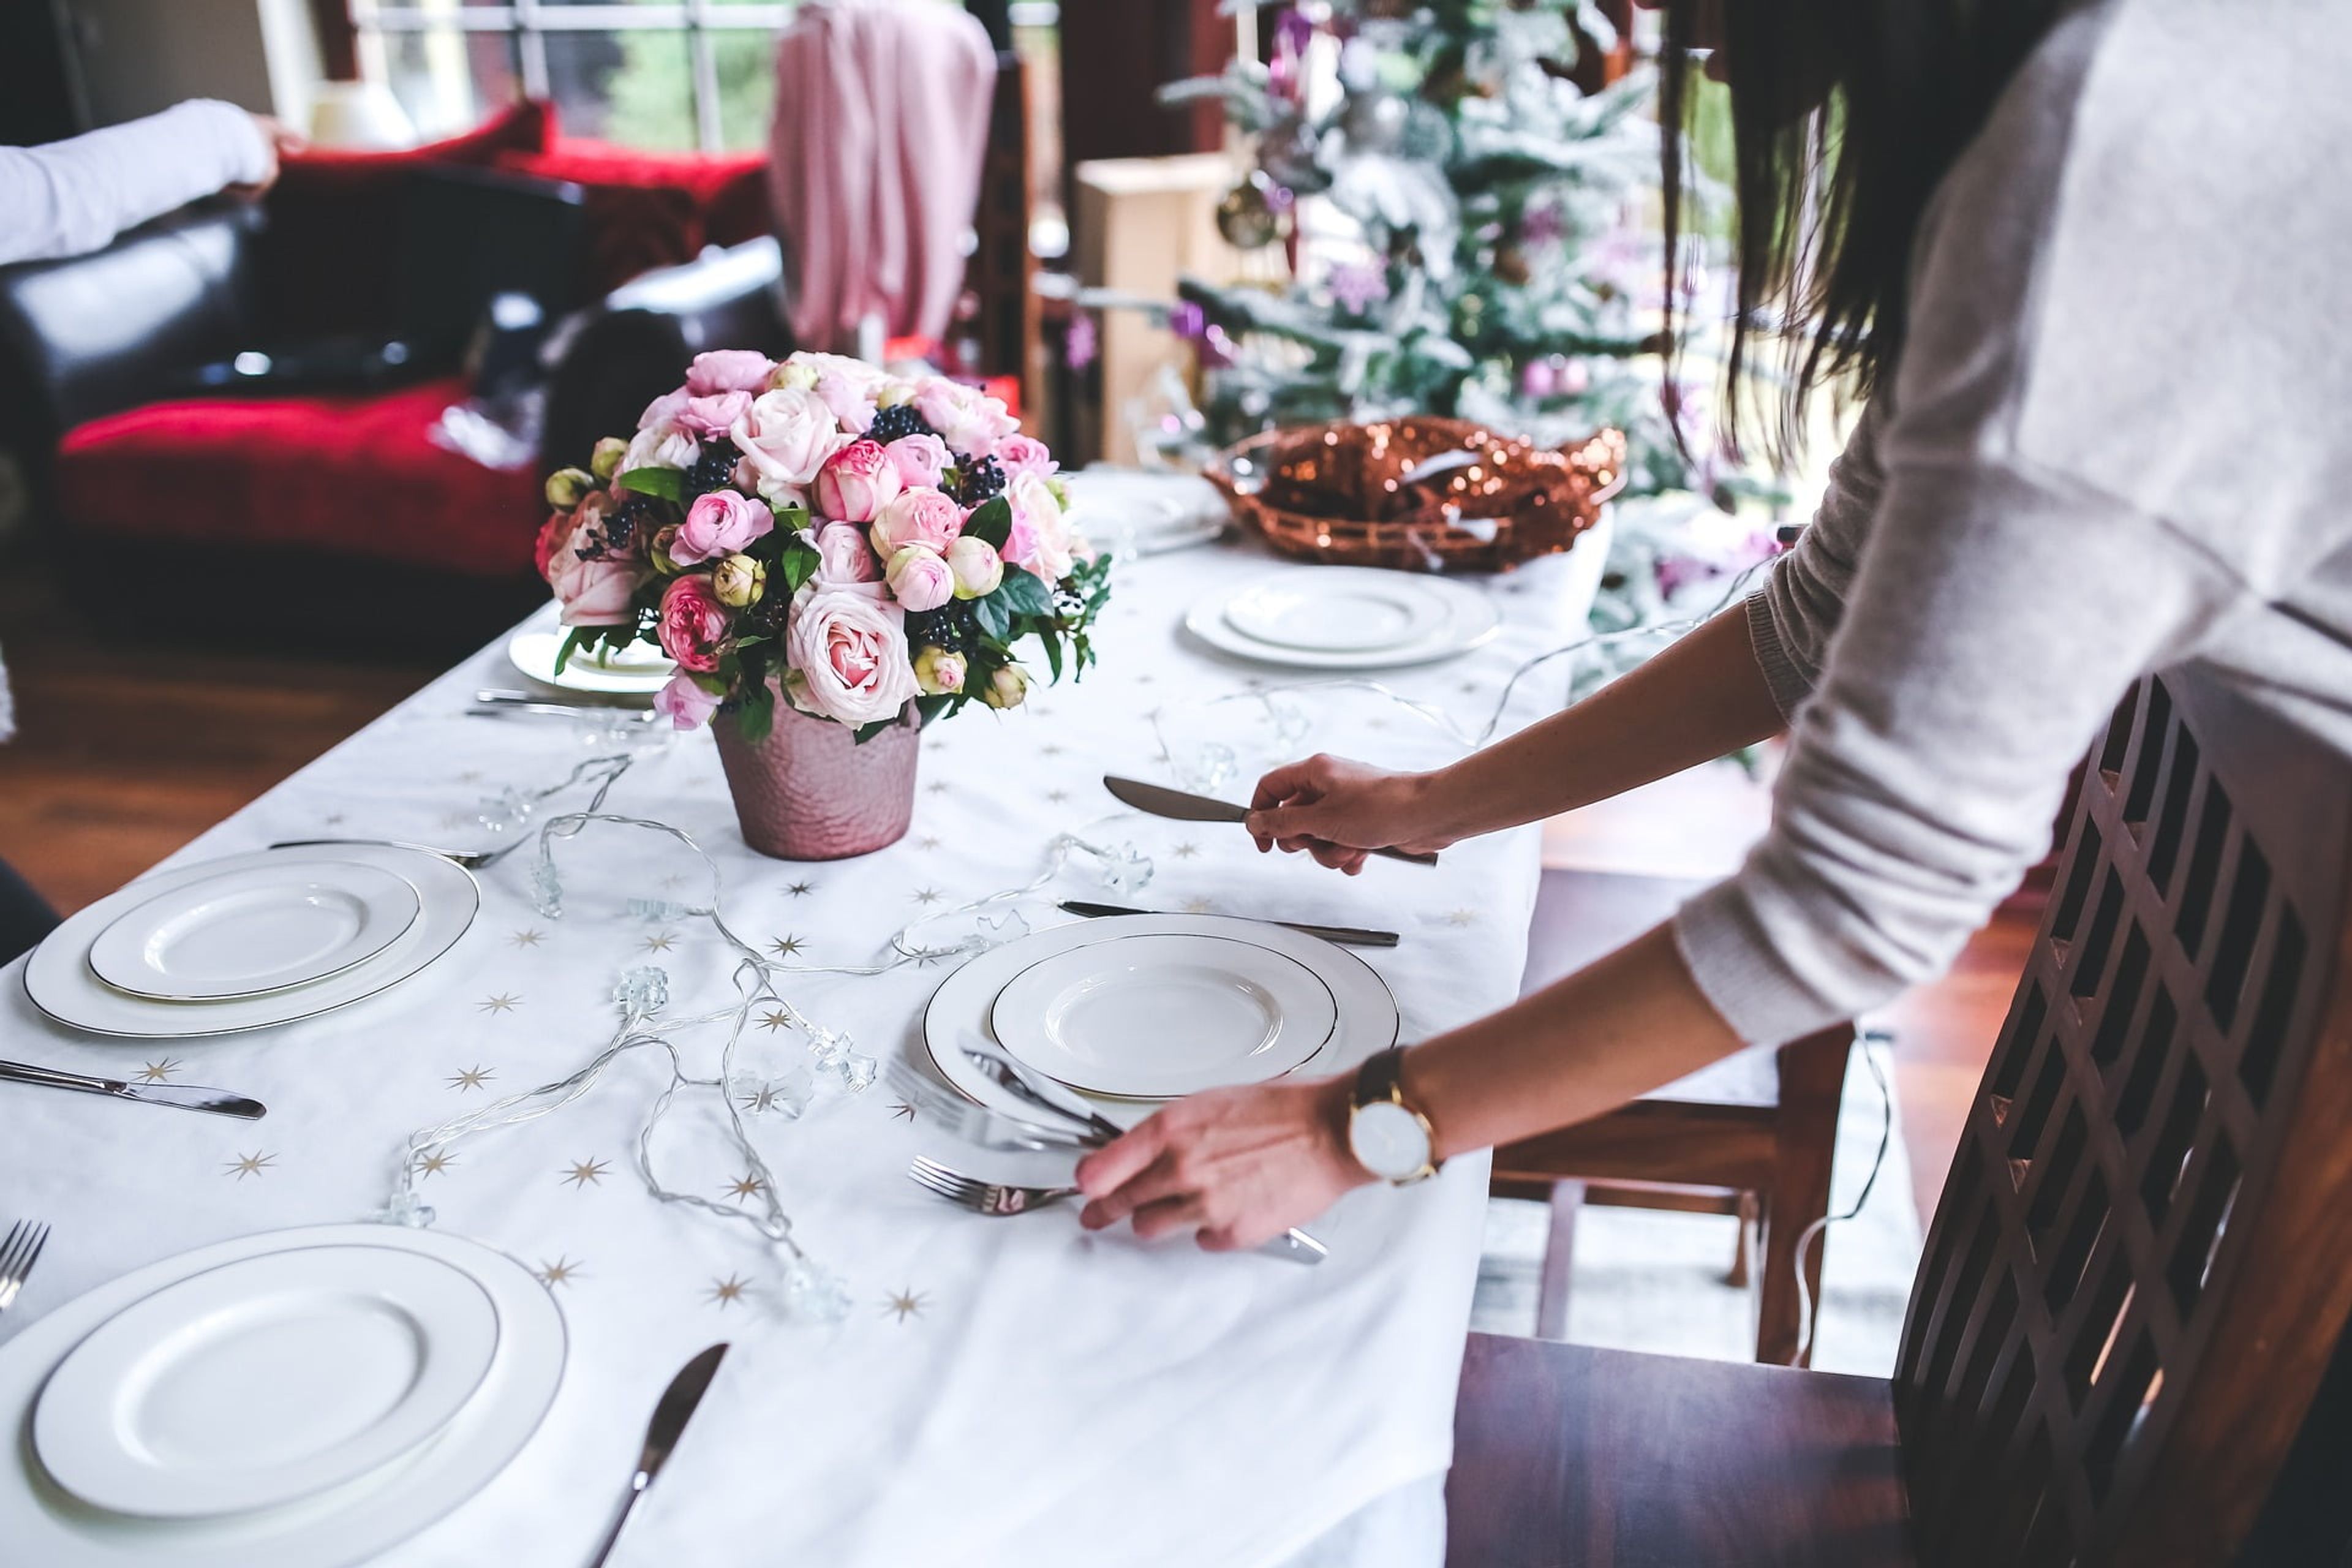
[908,1157,1328,1264]
[910,1157,1077,1215]
[266,837,509,870]
[0,1220,51,1314]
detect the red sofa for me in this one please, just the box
[5,104,776,646]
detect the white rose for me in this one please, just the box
[1005,471,1076,582]
[914,376,1018,457]
[622,420,699,473]
[730,387,850,491]
[785,584,920,727]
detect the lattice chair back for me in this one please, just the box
[1893,667,2352,1565]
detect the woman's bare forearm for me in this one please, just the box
[1417,605,1785,842]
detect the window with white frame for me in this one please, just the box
[349,1,798,154]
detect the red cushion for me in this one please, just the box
[56,381,542,579]
[257,103,556,338]
[496,140,770,296]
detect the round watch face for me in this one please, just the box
[1349,1098,1433,1183]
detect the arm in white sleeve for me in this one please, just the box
[0,100,271,267]
[1743,394,1891,720]
[1673,456,2254,1046]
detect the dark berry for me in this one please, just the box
[905,601,979,655]
[867,403,934,445]
[952,454,1006,507]
[686,441,742,497]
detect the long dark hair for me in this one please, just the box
[1658,0,2071,462]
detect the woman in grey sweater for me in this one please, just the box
[1075,0,2352,1243]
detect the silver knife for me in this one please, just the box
[586,1342,729,1568]
[1058,900,1400,949]
[469,699,656,724]
[0,1059,265,1119]
[1102,776,1439,867]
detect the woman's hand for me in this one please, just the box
[1245,755,1457,875]
[1076,1076,1373,1251]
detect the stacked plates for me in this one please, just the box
[0,1224,564,1567]
[24,845,478,1038]
[507,626,673,698]
[1062,467,1231,557]
[924,914,1400,1118]
[1184,567,1500,669]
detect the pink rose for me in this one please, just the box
[1001,472,1075,581]
[781,352,889,434]
[731,387,850,494]
[944,535,1003,599]
[673,489,774,565]
[786,586,919,727]
[813,439,903,524]
[622,421,698,473]
[870,487,965,557]
[676,390,752,440]
[914,377,1018,457]
[534,510,578,580]
[992,433,1057,480]
[811,522,883,587]
[885,545,955,612]
[685,350,777,396]
[883,433,951,491]
[549,548,642,627]
[638,386,690,429]
[657,575,731,674]
[653,673,722,730]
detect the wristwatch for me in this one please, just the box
[1348,1048,1441,1185]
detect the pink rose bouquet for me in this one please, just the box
[537,350,1109,740]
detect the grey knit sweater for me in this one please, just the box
[1672,0,2352,1045]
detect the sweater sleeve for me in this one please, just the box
[0,100,271,266]
[1744,394,1891,720]
[1674,456,2250,1046]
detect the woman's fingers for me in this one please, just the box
[1251,756,1330,811]
[1074,1116,1164,1207]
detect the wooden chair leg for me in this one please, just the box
[1728,1191,1757,1288]
[1754,1026,1852,1366]
[1532,1178,1585,1341]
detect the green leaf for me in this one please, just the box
[850,718,895,745]
[778,537,823,595]
[552,627,588,676]
[1038,627,1064,682]
[993,567,1053,616]
[971,591,1012,641]
[914,693,959,726]
[733,679,775,743]
[617,466,685,503]
[964,496,1012,550]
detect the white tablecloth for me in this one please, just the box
[0,538,1591,1567]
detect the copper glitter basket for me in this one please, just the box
[1205,417,1626,574]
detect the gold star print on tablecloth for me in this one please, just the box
[1045,790,1069,805]
[723,1174,766,1201]
[911,888,943,907]
[889,1102,916,1123]
[447,1065,495,1091]
[767,935,805,960]
[786,880,815,897]
[137,1059,181,1084]
[509,929,545,948]
[223,1152,275,1180]
[1444,909,1479,927]
[925,781,951,796]
[1041,743,1065,757]
[707,1275,751,1309]
[458,769,485,785]
[1182,897,1214,915]
[477,993,522,1014]
[415,1152,456,1178]
[323,812,347,827]
[737,1082,789,1114]
[884,1287,927,1323]
[916,835,941,851]
[757,1008,792,1032]
[562,1158,609,1189]
[535,1257,581,1287]
[641,932,677,953]
[1173,842,1200,859]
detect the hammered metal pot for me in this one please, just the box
[713,697,921,860]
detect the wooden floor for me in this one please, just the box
[0,554,2024,1227]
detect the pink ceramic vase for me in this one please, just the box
[714,696,921,859]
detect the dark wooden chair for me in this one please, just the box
[1449,666,2352,1566]
[1495,867,1853,1365]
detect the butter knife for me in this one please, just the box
[0,1059,265,1119]
[1102,776,1439,866]
[587,1342,729,1568]
[1058,900,1400,948]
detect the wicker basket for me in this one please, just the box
[1205,417,1626,574]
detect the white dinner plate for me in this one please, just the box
[1183,569,1501,669]
[1221,573,1455,654]
[506,627,673,697]
[34,1246,500,1519]
[0,1223,564,1568]
[988,932,1338,1099]
[24,845,479,1039]
[1063,467,1230,557]
[85,862,421,1003]
[922,914,1400,1130]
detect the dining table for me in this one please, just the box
[0,529,1605,1567]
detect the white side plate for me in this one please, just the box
[989,933,1337,1099]
[922,914,1400,1131]
[33,1246,499,1519]
[24,845,479,1040]
[86,862,420,1003]
[0,1223,564,1568]
[1222,574,1453,654]
[506,627,673,697]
